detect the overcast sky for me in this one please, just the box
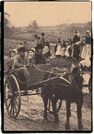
[4,2,91,27]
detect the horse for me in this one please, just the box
[41,66,84,130]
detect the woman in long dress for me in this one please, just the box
[81,30,91,60]
[85,30,91,59]
[80,36,86,59]
[65,42,72,58]
[55,38,62,57]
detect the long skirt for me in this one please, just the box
[65,46,71,57]
[81,44,91,59]
[61,47,66,56]
[72,45,80,59]
[81,45,86,59]
[86,44,91,59]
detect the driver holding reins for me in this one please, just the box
[13,44,31,94]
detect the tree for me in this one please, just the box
[28,20,39,34]
[4,12,12,38]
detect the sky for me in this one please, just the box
[4,2,91,27]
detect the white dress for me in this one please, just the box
[55,45,62,56]
[81,44,91,59]
[61,47,66,56]
[65,46,71,57]
[79,58,91,68]
[86,44,91,58]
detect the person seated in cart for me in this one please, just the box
[27,48,35,65]
[40,32,46,47]
[42,45,51,62]
[9,48,17,58]
[13,45,31,93]
[5,49,17,71]
[72,30,80,60]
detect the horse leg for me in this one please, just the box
[65,101,71,130]
[52,97,59,123]
[42,95,48,121]
[77,98,83,130]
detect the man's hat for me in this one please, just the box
[41,32,45,36]
[10,49,16,53]
[75,30,79,33]
[86,30,90,34]
[17,46,26,52]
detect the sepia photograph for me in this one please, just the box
[3,1,92,132]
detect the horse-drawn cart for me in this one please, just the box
[4,63,69,119]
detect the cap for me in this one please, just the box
[29,48,35,53]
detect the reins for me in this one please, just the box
[33,64,68,76]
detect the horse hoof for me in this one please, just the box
[78,124,83,130]
[44,118,48,123]
[65,124,70,131]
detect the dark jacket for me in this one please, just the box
[14,55,27,69]
[85,36,91,44]
[35,51,46,64]
[73,35,80,43]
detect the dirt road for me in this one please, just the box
[4,94,91,132]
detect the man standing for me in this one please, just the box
[40,32,46,47]
[6,49,17,71]
[72,30,80,60]
[27,48,35,65]
[33,34,38,48]
[35,45,46,64]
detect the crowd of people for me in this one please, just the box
[4,30,92,94]
[5,30,92,71]
[7,30,92,68]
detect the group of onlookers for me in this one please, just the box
[5,30,92,71]
[4,30,92,94]
[5,30,92,74]
[54,30,91,61]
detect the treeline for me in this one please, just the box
[9,22,91,42]
[4,13,91,42]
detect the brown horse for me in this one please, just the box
[41,66,84,130]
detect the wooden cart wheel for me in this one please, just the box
[47,99,62,113]
[4,74,21,119]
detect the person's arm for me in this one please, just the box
[54,44,57,53]
[6,58,13,70]
[73,36,75,43]
[14,56,24,68]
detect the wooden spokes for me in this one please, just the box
[4,75,21,119]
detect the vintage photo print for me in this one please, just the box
[3,1,92,132]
